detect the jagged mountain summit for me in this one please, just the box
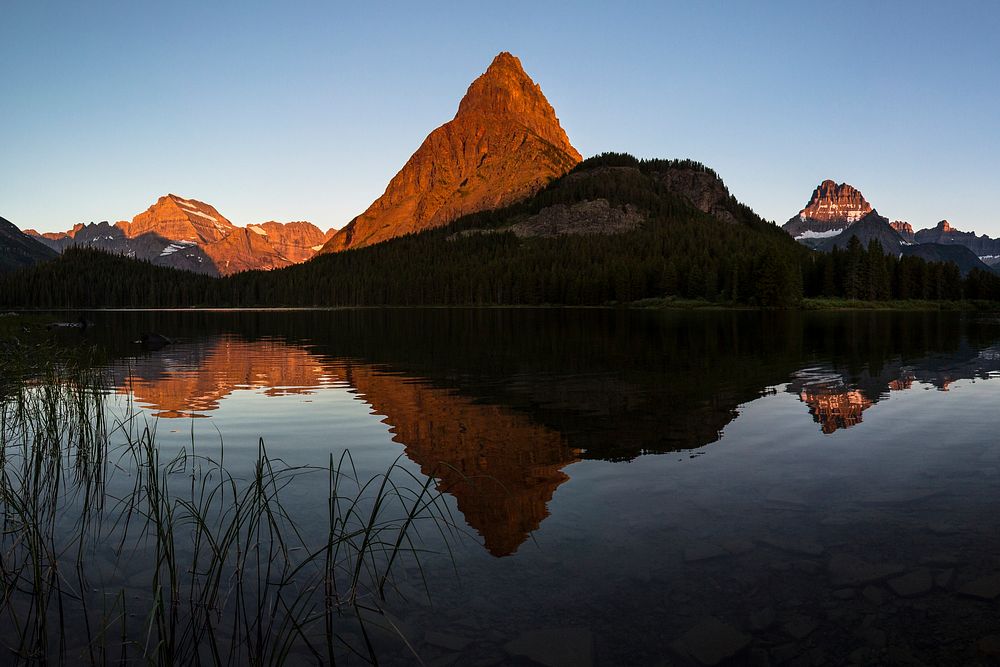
[319,51,581,254]
[0,216,57,272]
[28,195,332,276]
[782,180,873,247]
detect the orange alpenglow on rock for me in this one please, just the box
[319,51,582,253]
[799,388,873,434]
[118,194,236,244]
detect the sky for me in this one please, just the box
[3,1,999,235]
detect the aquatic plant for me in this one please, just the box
[0,362,456,664]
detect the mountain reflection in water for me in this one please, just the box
[83,309,1000,560]
[111,335,579,556]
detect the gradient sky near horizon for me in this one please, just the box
[3,1,999,234]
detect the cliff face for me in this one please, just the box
[653,168,741,224]
[890,220,915,242]
[320,52,581,253]
[782,180,873,245]
[255,221,329,263]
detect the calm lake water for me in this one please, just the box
[18,308,1000,664]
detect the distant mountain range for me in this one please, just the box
[23,195,335,276]
[812,210,991,275]
[783,181,1000,272]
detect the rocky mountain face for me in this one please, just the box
[914,221,1000,266]
[320,51,581,254]
[889,220,915,242]
[653,167,742,224]
[782,180,873,247]
[27,195,330,276]
[252,221,331,264]
[0,216,57,272]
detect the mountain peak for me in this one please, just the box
[321,52,581,253]
[454,52,575,152]
[937,220,954,232]
[487,51,523,72]
[119,193,235,245]
[800,180,872,223]
[782,179,874,245]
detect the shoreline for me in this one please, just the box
[6,298,1000,314]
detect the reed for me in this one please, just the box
[0,359,456,665]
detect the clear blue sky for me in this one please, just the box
[3,1,999,234]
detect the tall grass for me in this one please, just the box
[0,361,457,665]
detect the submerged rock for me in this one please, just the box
[425,630,474,652]
[887,569,933,598]
[504,627,593,667]
[684,541,729,562]
[979,634,1000,658]
[782,615,819,640]
[749,606,776,632]
[958,574,1000,600]
[671,617,750,666]
[136,332,172,349]
[828,553,905,586]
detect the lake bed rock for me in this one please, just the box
[958,573,1000,600]
[672,617,750,666]
[504,627,593,667]
[425,630,474,652]
[828,553,905,586]
[862,585,887,606]
[887,569,933,597]
[684,541,729,562]
[782,615,819,640]
[749,606,776,632]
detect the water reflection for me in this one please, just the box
[113,336,339,417]
[339,361,579,556]
[83,309,1000,560]
[788,339,1000,433]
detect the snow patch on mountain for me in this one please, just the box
[796,228,844,240]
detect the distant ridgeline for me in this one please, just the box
[4,153,1000,308]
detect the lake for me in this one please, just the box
[6,308,1000,665]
